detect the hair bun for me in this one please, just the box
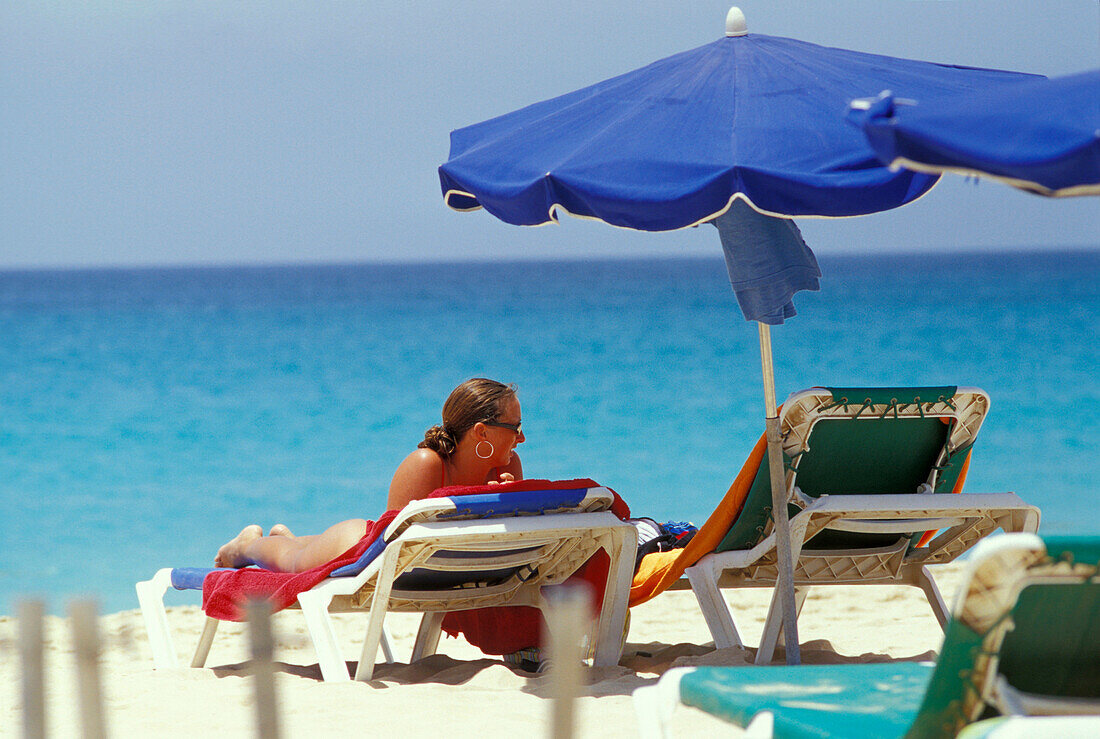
[418,424,457,456]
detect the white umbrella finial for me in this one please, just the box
[726,7,747,37]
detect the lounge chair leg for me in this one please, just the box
[354,547,399,682]
[757,585,808,665]
[136,568,178,669]
[685,562,742,649]
[412,613,445,661]
[775,588,808,647]
[756,585,786,665]
[297,588,350,683]
[914,566,950,630]
[380,628,395,664]
[757,517,810,665]
[592,526,637,667]
[191,617,219,668]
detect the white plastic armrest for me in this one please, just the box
[135,568,178,669]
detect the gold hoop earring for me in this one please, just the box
[475,441,495,459]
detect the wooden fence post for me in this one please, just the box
[70,599,108,739]
[247,599,281,739]
[546,585,593,739]
[18,599,46,739]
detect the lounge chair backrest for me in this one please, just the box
[996,537,1100,704]
[716,386,989,552]
[329,487,615,579]
[388,487,614,534]
[907,535,1100,738]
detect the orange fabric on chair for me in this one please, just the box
[628,431,768,607]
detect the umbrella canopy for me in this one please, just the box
[851,69,1100,197]
[440,19,1039,231]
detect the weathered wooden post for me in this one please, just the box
[247,599,281,739]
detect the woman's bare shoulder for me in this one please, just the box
[392,448,444,484]
[388,448,444,510]
[400,447,444,468]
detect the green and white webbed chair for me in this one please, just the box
[634,534,1100,738]
[682,387,1039,664]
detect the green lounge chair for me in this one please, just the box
[634,534,1100,738]
[682,387,1039,663]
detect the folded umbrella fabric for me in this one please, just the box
[711,200,821,325]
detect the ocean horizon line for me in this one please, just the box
[1,243,1098,275]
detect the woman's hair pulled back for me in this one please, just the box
[419,378,517,457]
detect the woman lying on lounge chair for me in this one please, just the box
[213,377,526,571]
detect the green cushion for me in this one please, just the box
[795,417,948,495]
[997,581,1100,699]
[715,448,778,552]
[715,410,956,553]
[932,442,972,494]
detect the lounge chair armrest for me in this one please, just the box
[803,492,1038,519]
[826,517,966,534]
[994,676,1100,717]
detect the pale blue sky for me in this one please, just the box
[2,1,1097,269]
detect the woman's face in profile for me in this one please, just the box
[491,395,525,462]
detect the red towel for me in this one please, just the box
[440,548,612,655]
[200,478,627,633]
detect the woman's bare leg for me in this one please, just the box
[269,524,294,538]
[215,519,368,572]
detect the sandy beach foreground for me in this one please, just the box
[0,563,963,737]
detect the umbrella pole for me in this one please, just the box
[757,322,801,665]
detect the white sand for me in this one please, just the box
[0,563,963,737]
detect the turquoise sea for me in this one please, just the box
[1,251,1098,615]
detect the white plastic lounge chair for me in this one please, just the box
[955,716,1100,739]
[634,533,1100,738]
[137,485,637,681]
[679,387,1039,664]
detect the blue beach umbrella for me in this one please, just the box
[851,69,1100,197]
[438,7,1038,664]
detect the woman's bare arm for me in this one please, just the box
[492,452,523,484]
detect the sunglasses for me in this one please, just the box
[484,420,522,434]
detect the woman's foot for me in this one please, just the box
[214,525,263,568]
[269,523,295,538]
